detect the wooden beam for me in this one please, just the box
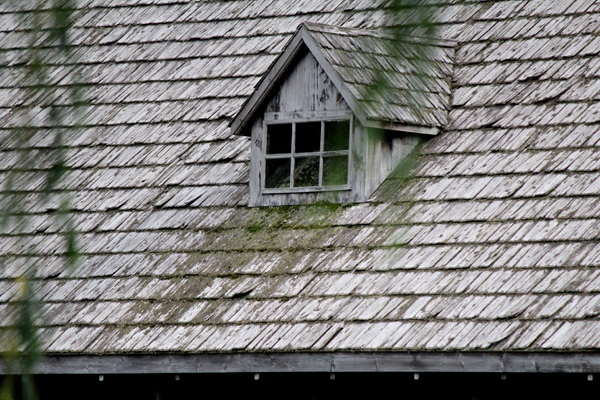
[299,27,368,128]
[365,120,439,136]
[5,353,600,375]
[230,31,306,136]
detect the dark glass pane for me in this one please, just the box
[265,158,291,188]
[323,155,348,186]
[324,120,350,151]
[294,157,320,187]
[295,122,321,153]
[267,124,292,154]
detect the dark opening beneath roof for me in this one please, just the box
[27,371,597,400]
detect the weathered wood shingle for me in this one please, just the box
[2,0,600,356]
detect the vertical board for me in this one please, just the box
[365,131,421,198]
[265,48,349,116]
[249,117,264,207]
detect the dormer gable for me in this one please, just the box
[231,23,455,207]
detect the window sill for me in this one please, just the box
[262,185,351,194]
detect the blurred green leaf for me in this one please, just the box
[0,1,84,398]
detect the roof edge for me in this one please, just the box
[299,25,369,127]
[302,22,457,48]
[11,352,600,375]
[365,119,439,135]
[230,26,307,136]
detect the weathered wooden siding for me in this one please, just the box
[365,130,421,198]
[265,47,349,117]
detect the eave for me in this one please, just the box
[7,352,600,375]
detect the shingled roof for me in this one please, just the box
[2,0,600,371]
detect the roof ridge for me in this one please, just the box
[301,22,456,48]
[301,22,397,40]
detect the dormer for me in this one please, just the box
[231,23,454,207]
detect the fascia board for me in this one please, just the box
[299,27,368,127]
[365,119,439,136]
[230,31,306,136]
[18,352,600,374]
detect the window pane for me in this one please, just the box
[294,156,320,187]
[267,124,292,154]
[265,158,291,188]
[295,122,321,153]
[323,155,348,186]
[324,120,350,151]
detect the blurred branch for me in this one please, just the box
[1,0,84,398]
[364,0,438,126]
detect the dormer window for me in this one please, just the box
[230,23,454,207]
[264,116,351,192]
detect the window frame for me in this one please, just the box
[262,113,353,194]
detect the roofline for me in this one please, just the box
[230,27,305,136]
[7,352,600,375]
[303,22,457,48]
[299,26,369,126]
[230,24,369,136]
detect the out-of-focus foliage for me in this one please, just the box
[365,0,438,125]
[387,0,436,39]
[0,0,84,399]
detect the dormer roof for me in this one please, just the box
[231,23,455,137]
